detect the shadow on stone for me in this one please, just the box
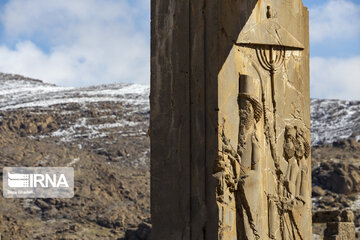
[118,223,151,240]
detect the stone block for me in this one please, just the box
[324,222,355,240]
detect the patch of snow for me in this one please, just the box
[83,84,149,96]
[133,149,150,168]
[67,158,80,167]
[350,194,360,211]
[0,97,147,110]
[95,121,140,129]
[0,78,149,111]
[48,115,144,143]
[311,99,360,146]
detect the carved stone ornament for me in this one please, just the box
[236,5,304,140]
[215,3,311,240]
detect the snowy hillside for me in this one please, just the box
[311,98,360,146]
[0,73,148,111]
[0,73,150,168]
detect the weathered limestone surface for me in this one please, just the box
[151,0,310,239]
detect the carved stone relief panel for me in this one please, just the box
[215,1,310,239]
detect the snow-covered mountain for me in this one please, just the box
[0,73,358,147]
[311,98,360,146]
[0,73,150,168]
[0,73,153,239]
[0,73,148,112]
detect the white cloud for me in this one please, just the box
[310,0,360,43]
[0,0,150,86]
[310,56,360,100]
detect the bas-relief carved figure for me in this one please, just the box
[214,2,310,240]
[268,125,310,240]
[214,75,264,239]
[236,75,263,240]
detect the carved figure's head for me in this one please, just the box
[284,125,311,161]
[295,127,310,159]
[295,139,305,159]
[284,126,296,160]
[238,74,262,123]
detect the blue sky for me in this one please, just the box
[0,0,358,100]
[303,0,360,57]
[303,0,360,100]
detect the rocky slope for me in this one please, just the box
[0,73,150,239]
[0,72,359,239]
[311,138,360,238]
[310,100,360,239]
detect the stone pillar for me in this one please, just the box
[151,0,310,239]
[313,210,356,240]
